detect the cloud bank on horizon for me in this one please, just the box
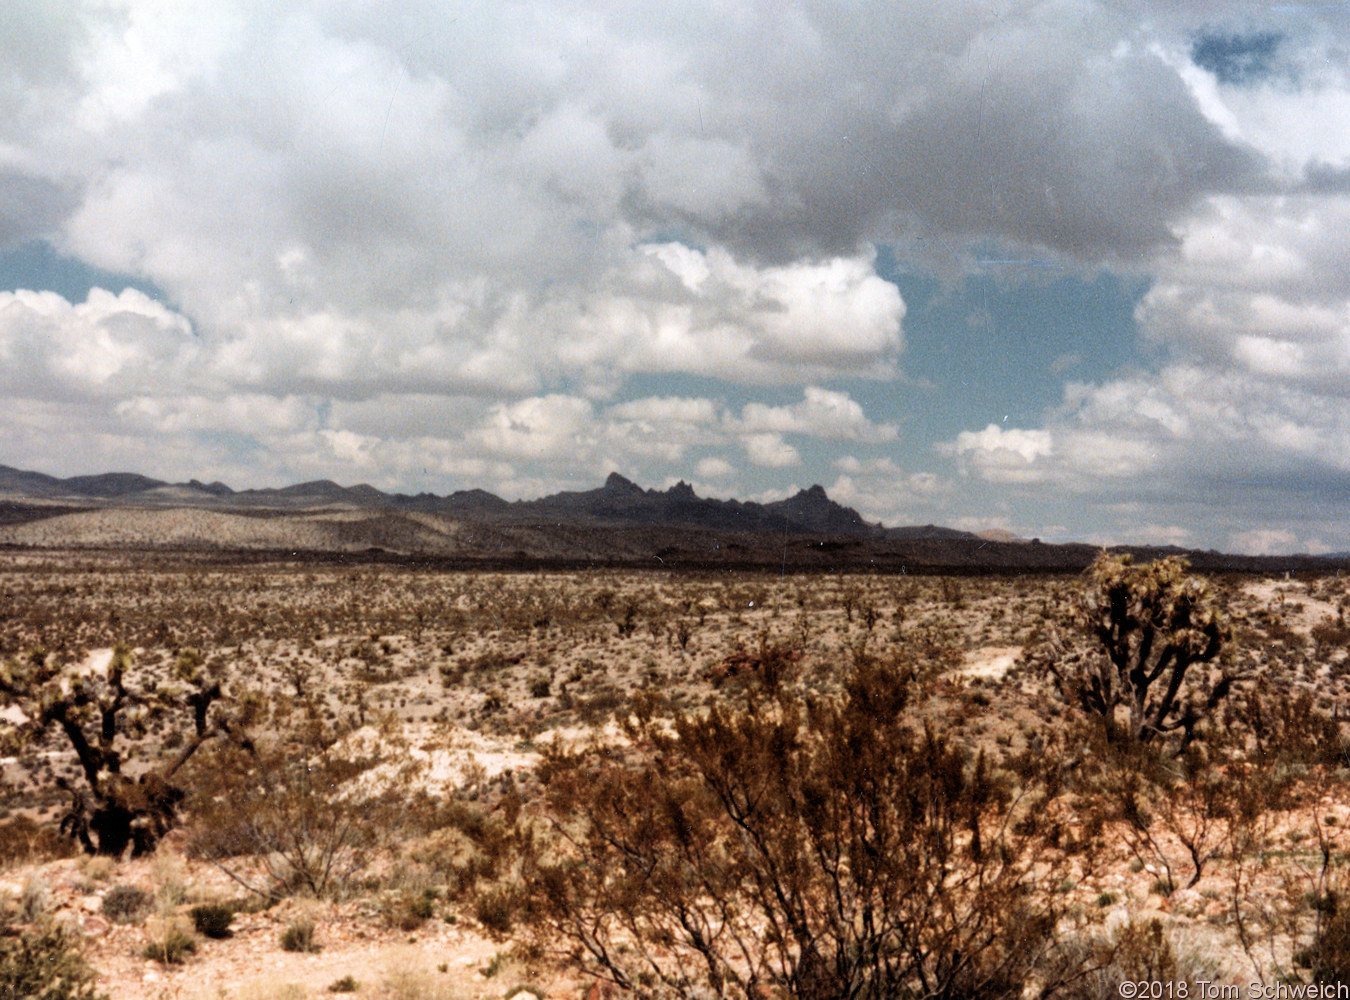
[1,0,1348,555]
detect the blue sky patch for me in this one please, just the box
[1191,31,1284,85]
[0,240,167,304]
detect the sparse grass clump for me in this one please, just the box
[189,901,235,938]
[280,919,320,953]
[473,889,517,938]
[141,925,197,964]
[101,884,153,924]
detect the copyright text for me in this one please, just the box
[1119,984,1350,1000]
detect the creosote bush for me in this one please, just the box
[517,650,1101,1000]
[185,734,393,902]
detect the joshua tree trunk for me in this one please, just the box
[0,646,230,856]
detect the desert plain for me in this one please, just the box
[2,545,1350,1000]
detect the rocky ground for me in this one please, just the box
[2,553,1349,997]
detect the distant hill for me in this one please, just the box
[1,462,1347,574]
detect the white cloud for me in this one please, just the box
[549,245,906,387]
[2,1,1350,549]
[695,456,735,479]
[1228,528,1302,557]
[2,0,1258,411]
[739,386,899,442]
[466,395,596,462]
[605,396,720,425]
[742,433,800,469]
[825,456,952,525]
[947,424,1054,484]
[0,287,196,398]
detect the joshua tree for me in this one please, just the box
[0,645,237,856]
[1039,554,1236,746]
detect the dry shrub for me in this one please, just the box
[1071,724,1250,892]
[189,901,235,938]
[184,737,396,902]
[518,650,1099,1000]
[0,814,76,868]
[405,797,516,899]
[141,916,197,964]
[1073,919,1233,1000]
[100,884,153,924]
[1297,890,1350,981]
[0,920,107,1000]
[280,919,320,953]
[1231,688,1350,769]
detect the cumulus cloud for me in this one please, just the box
[742,433,800,469]
[466,395,596,462]
[827,456,952,525]
[946,424,1055,484]
[695,456,735,479]
[739,386,899,442]
[2,1,1259,397]
[0,287,196,398]
[2,0,1350,548]
[542,244,905,388]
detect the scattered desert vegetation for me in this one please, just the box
[2,547,1350,998]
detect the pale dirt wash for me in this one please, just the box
[332,719,635,799]
[957,646,1021,679]
[1241,579,1342,632]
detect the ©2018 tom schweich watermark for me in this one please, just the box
[1121,983,1350,999]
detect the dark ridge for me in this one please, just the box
[1,463,1348,572]
[62,472,168,498]
[0,502,95,526]
[884,524,983,542]
[602,472,646,496]
[0,465,69,497]
[766,485,876,536]
[186,479,235,497]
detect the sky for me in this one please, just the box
[1,1,1349,555]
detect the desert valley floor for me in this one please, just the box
[3,548,1350,999]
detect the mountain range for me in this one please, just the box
[0,464,1343,574]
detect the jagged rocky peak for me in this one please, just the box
[669,480,697,498]
[602,472,646,495]
[784,484,833,506]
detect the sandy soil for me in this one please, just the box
[2,558,1348,996]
